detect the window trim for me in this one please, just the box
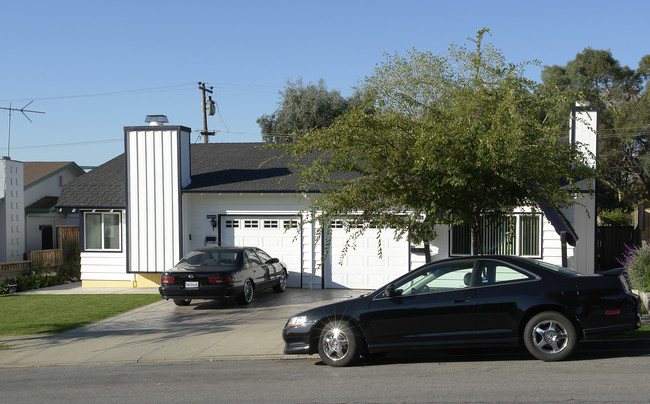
[83,211,122,252]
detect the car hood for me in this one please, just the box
[297,294,372,320]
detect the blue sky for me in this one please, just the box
[1,0,649,166]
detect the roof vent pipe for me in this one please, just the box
[145,115,169,126]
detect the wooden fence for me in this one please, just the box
[0,249,64,281]
[0,261,31,281]
[30,249,63,267]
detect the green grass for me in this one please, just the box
[0,294,161,336]
[603,324,650,340]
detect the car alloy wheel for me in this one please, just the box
[237,279,254,305]
[318,321,359,367]
[173,299,191,306]
[524,311,576,361]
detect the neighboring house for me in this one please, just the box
[58,107,597,289]
[0,157,24,262]
[23,162,85,254]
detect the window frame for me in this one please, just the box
[449,213,543,258]
[83,211,122,252]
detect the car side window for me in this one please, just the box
[254,249,272,263]
[478,261,532,285]
[245,250,262,265]
[394,261,475,296]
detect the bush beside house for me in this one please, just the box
[0,250,80,294]
[619,244,650,312]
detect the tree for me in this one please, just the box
[541,49,650,210]
[282,29,593,255]
[257,79,350,143]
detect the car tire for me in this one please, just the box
[173,299,191,306]
[318,321,360,367]
[236,279,254,305]
[273,271,287,293]
[523,311,577,362]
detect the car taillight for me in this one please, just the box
[161,275,174,284]
[209,275,231,284]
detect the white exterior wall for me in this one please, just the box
[0,158,25,262]
[125,126,190,274]
[24,166,80,206]
[80,210,132,282]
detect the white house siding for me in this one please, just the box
[125,126,190,274]
[80,210,133,282]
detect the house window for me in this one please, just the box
[85,212,121,251]
[225,220,239,228]
[450,214,542,257]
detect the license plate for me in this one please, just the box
[185,281,199,289]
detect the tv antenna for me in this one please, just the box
[0,101,45,158]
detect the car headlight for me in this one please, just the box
[287,315,308,327]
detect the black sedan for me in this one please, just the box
[283,256,641,366]
[159,247,288,306]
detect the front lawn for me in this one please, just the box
[0,294,160,336]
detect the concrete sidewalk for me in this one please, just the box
[0,284,369,368]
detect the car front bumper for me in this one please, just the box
[282,323,317,355]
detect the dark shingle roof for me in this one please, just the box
[57,154,126,209]
[57,143,313,209]
[185,143,307,193]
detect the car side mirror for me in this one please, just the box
[382,284,396,298]
[266,258,279,264]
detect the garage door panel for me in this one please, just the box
[326,226,409,289]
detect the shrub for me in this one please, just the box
[57,247,81,282]
[618,244,650,292]
[599,208,633,226]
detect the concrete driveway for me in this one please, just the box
[0,285,369,368]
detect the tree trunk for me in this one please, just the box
[471,216,483,255]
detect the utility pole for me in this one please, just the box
[0,101,45,158]
[198,82,216,143]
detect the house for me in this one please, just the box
[57,107,597,289]
[23,161,85,255]
[0,157,24,262]
[0,158,85,264]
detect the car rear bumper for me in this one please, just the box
[159,284,243,301]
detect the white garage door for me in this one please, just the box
[220,216,302,288]
[326,223,410,289]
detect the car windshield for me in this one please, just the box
[175,250,242,269]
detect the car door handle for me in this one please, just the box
[454,297,471,304]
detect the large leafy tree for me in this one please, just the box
[541,50,650,211]
[282,29,593,255]
[257,79,350,143]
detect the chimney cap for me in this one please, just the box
[145,115,169,126]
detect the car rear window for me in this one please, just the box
[516,257,579,277]
[178,250,242,268]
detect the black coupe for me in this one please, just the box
[159,247,288,306]
[283,256,641,366]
